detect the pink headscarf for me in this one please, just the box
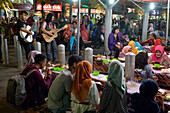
[122,46,132,54]
[152,45,164,63]
[27,50,41,66]
[81,24,89,41]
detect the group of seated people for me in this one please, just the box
[17,48,166,113]
[109,26,170,69]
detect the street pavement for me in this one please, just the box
[0,43,104,113]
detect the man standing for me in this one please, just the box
[16,11,34,59]
[27,8,40,47]
[41,13,58,62]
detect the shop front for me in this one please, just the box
[35,3,62,19]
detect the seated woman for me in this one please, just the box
[152,39,161,53]
[63,24,72,46]
[135,52,156,82]
[140,33,156,46]
[135,41,145,52]
[119,46,132,58]
[108,26,122,58]
[71,61,100,113]
[149,45,170,68]
[129,79,165,113]
[98,60,128,113]
[128,41,139,55]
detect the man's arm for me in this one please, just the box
[36,20,40,34]
[20,27,32,35]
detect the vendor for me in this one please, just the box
[140,33,156,46]
[108,26,122,58]
[148,45,170,69]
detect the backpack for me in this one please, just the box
[6,69,36,106]
[92,28,97,38]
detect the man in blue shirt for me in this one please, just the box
[27,8,40,46]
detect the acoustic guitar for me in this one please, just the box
[19,25,33,43]
[42,25,68,43]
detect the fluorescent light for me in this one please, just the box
[150,2,155,10]
[73,0,78,2]
[109,0,114,4]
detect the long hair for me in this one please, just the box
[46,13,54,24]
[112,26,119,34]
[135,52,148,69]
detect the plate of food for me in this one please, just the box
[95,58,103,62]
[118,57,125,62]
[161,69,170,74]
[153,66,165,70]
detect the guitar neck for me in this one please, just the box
[53,27,63,34]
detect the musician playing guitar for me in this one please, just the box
[16,11,34,60]
[41,13,60,62]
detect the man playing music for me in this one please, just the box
[16,11,34,59]
[26,8,40,47]
[41,13,58,62]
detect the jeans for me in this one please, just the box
[130,28,135,37]
[112,46,120,58]
[45,40,57,62]
[70,36,77,51]
[21,41,34,60]
[33,32,37,39]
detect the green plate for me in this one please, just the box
[103,60,108,63]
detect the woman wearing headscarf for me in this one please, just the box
[98,60,128,113]
[149,45,170,68]
[135,41,145,52]
[63,24,72,43]
[152,39,161,53]
[128,41,139,55]
[108,26,122,58]
[80,24,89,41]
[71,61,100,113]
[119,46,132,58]
[129,79,165,113]
[25,50,41,66]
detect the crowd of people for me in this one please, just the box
[0,8,170,113]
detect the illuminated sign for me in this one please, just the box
[36,3,62,12]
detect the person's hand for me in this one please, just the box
[99,91,103,98]
[47,69,52,75]
[30,31,34,35]
[151,61,155,65]
[156,93,165,109]
[49,33,53,37]
[46,61,51,68]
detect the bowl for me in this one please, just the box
[154,64,160,67]
[106,76,108,80]
[112,58,117,60]
[54,67,59,71]
[103,60,108,63]
[93,71,100,76]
